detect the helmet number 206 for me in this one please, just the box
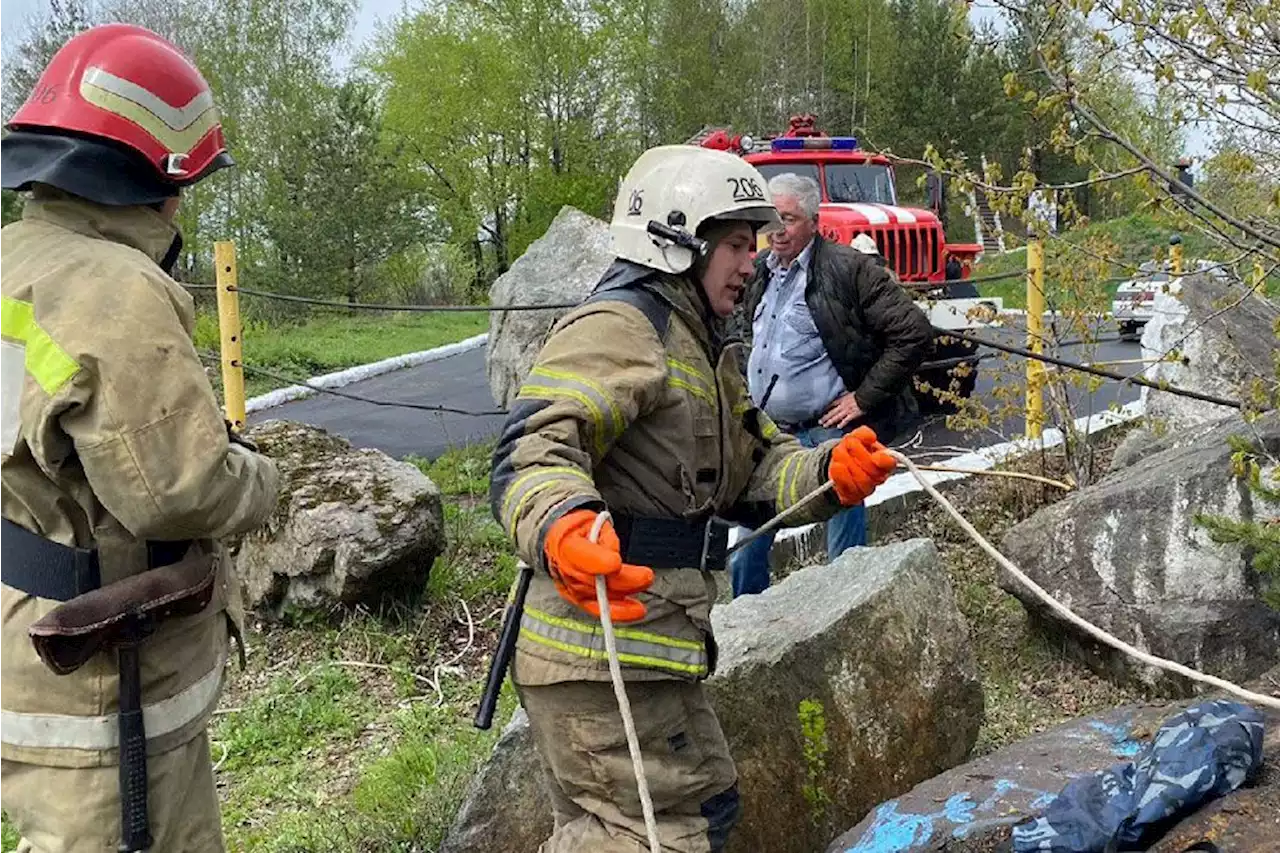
[727,177,765,203]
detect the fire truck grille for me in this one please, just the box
[870,225,941,281]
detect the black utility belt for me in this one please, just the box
[1,518,191,601]
[611,514,730,572]
[773,415,824,433]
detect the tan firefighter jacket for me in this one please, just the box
[491,261,843,686]
[1,190,279,768]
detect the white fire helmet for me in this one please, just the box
[609,145,782,275]
[851,233,879,255]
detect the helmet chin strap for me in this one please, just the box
[159,232,183,275]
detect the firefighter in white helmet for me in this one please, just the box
[490,145,897,851]
[851,233,880,257]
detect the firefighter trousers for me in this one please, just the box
[517,678,741,852]
[1,729,224,853]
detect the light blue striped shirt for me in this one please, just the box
[746,241,847,424]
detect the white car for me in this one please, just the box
[1111,259,1219,341]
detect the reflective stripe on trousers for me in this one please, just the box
[0,651,225,751]
[520,607,708,677]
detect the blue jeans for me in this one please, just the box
[730,425,868,598]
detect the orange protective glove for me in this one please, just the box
[544,509,655,623]
[828,426,898,506]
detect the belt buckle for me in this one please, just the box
[700,517,730,571]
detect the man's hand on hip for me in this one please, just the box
[819,392,863,429]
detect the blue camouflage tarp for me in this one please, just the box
[1011,699,1265,852]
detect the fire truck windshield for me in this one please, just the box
[755,163,820,187]
[824,164,895,204]
[753,162,896,205]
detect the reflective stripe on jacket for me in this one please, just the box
[1,189,279,767]
[491,261,841,686]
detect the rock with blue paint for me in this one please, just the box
[826,705,1174,853]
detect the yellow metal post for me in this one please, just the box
[1026,239,1045,440]
[1169,234,1183,276]
[214,241,246,431]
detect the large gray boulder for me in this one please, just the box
[1140,272,1279,431]
[1000,411,1280,691]
[710,540,984,852]
[439,710,548,853]
[441,539,983,853]
[230,420,445,615]
[485,206,614,408]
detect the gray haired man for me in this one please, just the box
[732,173,932,596]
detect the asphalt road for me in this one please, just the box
[253,319,1143,462]
[250,345,508,460]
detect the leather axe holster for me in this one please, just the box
[28,546,219,852]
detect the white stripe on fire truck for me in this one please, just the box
[876,205,916,224]
[845,203,890,224]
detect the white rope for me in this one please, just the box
[884,449,1280,711]
[583,451,1277,853]
[728,461,1073,557]
[590,511,663,853]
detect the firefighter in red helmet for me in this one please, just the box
[1,24,278,853]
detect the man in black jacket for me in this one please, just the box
[731,173,932,596]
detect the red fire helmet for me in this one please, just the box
[6,23,232,187]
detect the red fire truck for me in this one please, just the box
[695,114,1001,409]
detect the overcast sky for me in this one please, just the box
[0,0,404,66]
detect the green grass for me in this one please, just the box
[215,652,517,851]
[410,442,496,499]
[1,815,17,852]
[211,440,519,850]
[971,213,1232,310]
[197,311,488,398]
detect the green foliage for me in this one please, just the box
[1,812,18,853]
[7,0,1207,314]
[1198,146,1280,223]
[797,698,831,824]
[428,503,518,602]
[974,212,1222,308]
[412,441,496,499]
[1194,436,1280,610]
[259,77,423,301]
[218,667,370,773]
[1,191,25,227]
[212,613,519,850]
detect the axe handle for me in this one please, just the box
[117,643,152,852]
[474,566,533,730]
